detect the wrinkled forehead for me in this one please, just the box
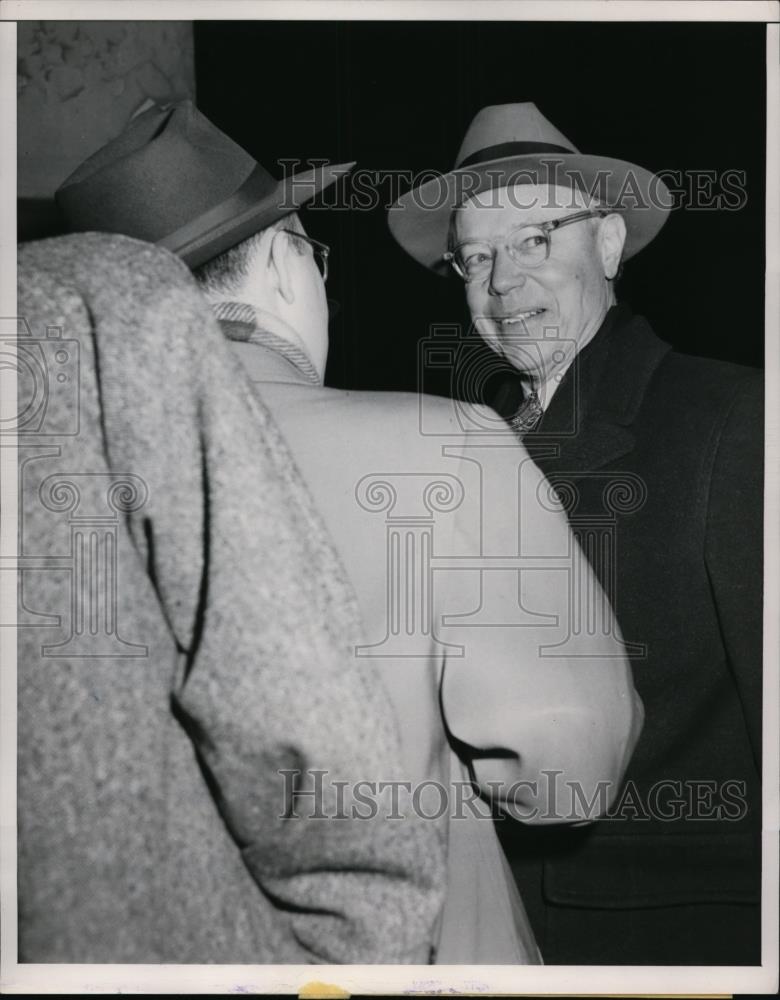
[453,183,595,242]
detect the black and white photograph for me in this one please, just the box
[1,1,778,995]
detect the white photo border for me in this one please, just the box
[1,2,778,995]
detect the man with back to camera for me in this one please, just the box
[56,100,643,963]
[389,101,763,965]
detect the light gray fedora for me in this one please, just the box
[388,102,671,274]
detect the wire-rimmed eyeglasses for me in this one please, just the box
[278,228,330,282]
[443,209,612,283]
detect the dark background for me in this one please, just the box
[194,21,766,398]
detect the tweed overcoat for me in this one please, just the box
[16,234,447,964]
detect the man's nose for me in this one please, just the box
[488,248,528,296]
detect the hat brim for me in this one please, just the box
[388,153,671,274]
[161,161,355,268]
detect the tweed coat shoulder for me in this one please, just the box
[16,233,446,964]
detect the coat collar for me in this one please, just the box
[212,299,322,385]
[525,304,672,471]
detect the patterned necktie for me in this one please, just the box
[507,389,543,438]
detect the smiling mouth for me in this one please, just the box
[497,308,547,326]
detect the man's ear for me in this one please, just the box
[598,213,627,280]
[268,227,296,305]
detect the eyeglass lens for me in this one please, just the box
[457,227,549,279]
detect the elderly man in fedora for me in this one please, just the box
[389,103,763,966]
[53,100,643,963]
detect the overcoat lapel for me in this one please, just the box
[525,305,672,473]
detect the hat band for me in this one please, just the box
[457,140,573,169]
[158,162,278,254]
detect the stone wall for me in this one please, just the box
[18,21,194,235]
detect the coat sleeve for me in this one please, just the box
[438,427,643,824]
[704,372,764,770]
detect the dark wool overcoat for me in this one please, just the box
[501,304,763,966]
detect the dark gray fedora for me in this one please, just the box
[388,103,671,274]
[56,100,354,268]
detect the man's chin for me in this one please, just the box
[499,342,550,380]
[475,316,538,359]
[473,317,564,377]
